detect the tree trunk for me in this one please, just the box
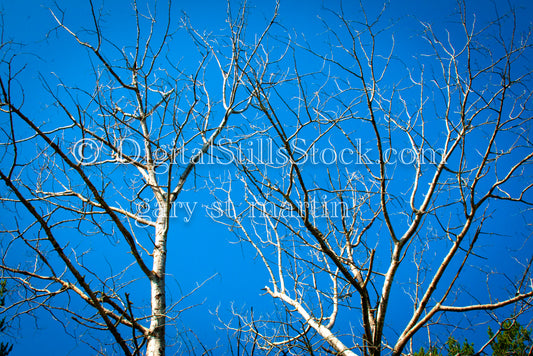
[146,206,168,356]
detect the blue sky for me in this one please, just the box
[1,0,533,355]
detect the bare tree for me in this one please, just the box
[0,1,278,355]
[209,1,533,355]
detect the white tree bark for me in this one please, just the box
[267,287,359,356]
[146,205,169,356]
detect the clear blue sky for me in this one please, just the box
[1,0,532,355]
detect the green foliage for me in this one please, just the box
[414,346,442,356]
[446,337,474,356]
[0,280,12,356]
[488,319,532,356]
[414,337,472,356]
[415,319,533,356]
